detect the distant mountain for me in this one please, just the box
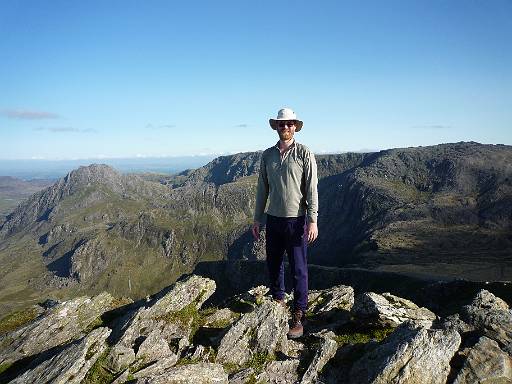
[0,142,511,314]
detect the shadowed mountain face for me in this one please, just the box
[0,142,511,313]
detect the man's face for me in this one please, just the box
[277,120,296,141]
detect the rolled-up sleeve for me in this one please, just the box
[304,151,318,223]
[254,154,269,222]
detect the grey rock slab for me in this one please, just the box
[11,327,111,384]
[0,292,114,365]
[257,359,300,384]
[216,300,289,367]
[112,275,216,355]
[349,322,461,384]
[135,329,174,363]
[351,292,436,328]
[300,336,338,384]
[308,285,354,313]
[453,336,512,384]
[461,289,512,350]
[132,355,179,379]
[107,344,136,372]
[134,362,228,383]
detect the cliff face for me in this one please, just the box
[312,142,512,278]
[0,142,511,314]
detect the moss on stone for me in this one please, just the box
[0,362,12,376]
[84,317,104,334]
[333,326,395,346]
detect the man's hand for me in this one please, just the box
[252,221,261,240]
[307,222,318,244]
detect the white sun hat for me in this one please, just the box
[269,108,304,132]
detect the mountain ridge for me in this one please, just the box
[0,141,511,314]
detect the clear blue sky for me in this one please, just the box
[1,0,511,160]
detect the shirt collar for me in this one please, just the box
[274,139,296,150]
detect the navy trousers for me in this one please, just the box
[265,214,308,311]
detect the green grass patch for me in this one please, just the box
[81,349,115,384]
[333,326,395,346]
[246,352,275,373]
[0,306,39,336]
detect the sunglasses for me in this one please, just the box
[278,121,296,128]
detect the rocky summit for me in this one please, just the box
[1,274,511,383]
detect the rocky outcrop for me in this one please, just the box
[308,285,354,313]
[216,299,289,366]
[11,327,111,384]
[109,275,216,366]
[1,275,512,383]
[352,291,436,327]
[460,289,512,351]
[349,322,461,384]
[0,292,114,365]
[453,336,512,384]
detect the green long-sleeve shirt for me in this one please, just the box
[254,140,318,223]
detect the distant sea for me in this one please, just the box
[0,156,217,180]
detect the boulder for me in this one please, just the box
[351,292,436,328]
[460,289,512,351]
[308,285,354,313]
[453,336,512,384]
[133,362,228,383]
[106,344,136,372]
[216,300,288,367]
[0,292,114,365]
[349,322,461,384]
[10,327,111,384]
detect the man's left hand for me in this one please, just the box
[307,222,318,244]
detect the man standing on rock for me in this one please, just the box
[252,107,318,339]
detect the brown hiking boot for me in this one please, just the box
[287,309,304,339]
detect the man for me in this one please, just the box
[252,107,318,339]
